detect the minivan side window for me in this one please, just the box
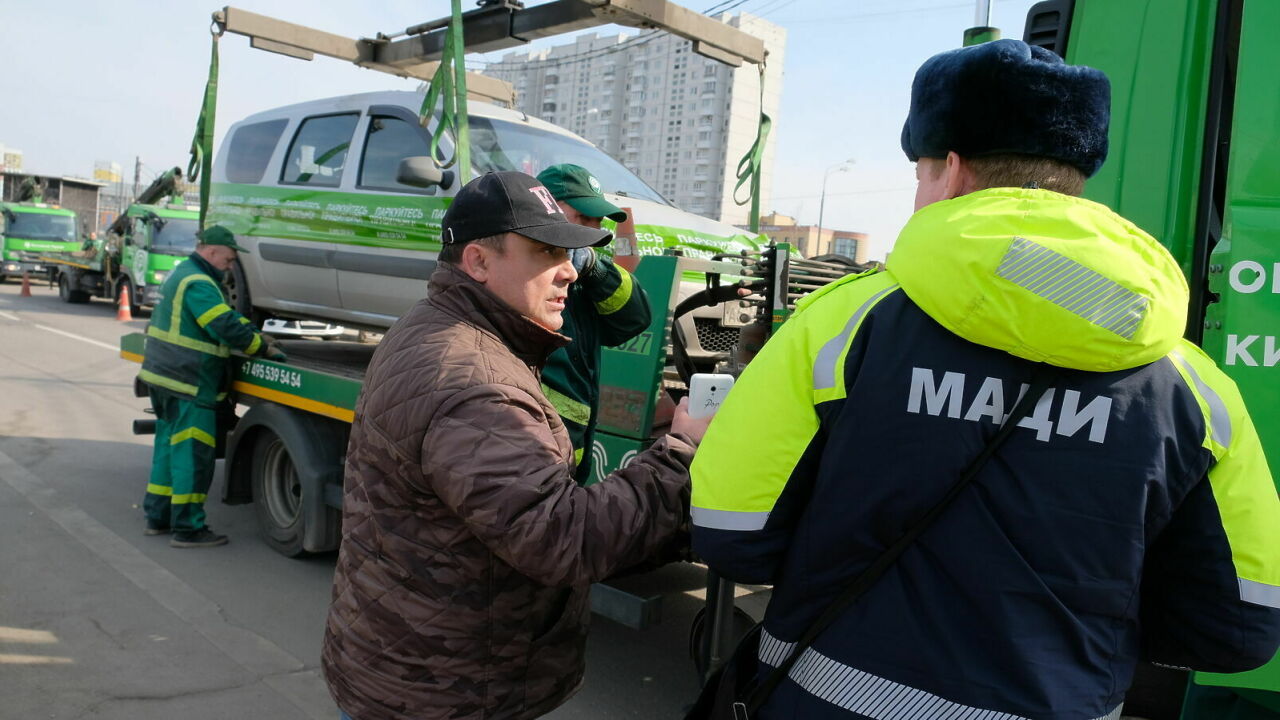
[358,115,432,193]
[281,113,359,187]
[225,119,288,184]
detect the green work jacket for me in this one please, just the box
[541,255,650,484]
[139,253,263,406]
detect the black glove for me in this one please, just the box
[570,246,597,276]
[260,336,288,362]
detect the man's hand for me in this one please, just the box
[671,396,713,445]
[261,336,288,362]
[613,207,640,272]
[570,246,597,276]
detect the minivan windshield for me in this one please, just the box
[468,116,669,205]
[151,217,199,254]
[2,210,75,241]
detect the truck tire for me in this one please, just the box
[229,403,346,557]
[688,604,757,680]
[225,259,252,316]
[58,272,90,304]
[116,277,138,311]
[251,430,310,557]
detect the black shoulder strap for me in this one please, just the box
[745,366,1056,713]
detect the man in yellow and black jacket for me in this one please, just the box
[139,225,285,548]
[691,40,1280,719]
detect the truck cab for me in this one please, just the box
[113,204,200,307]
[0,202,78,279]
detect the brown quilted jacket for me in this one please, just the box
[322,264,695,720]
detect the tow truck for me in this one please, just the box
[119,0,1280,714]
[0,177,78,281]
[45,167,199,308]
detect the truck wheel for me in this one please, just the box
[250,430,310,557]
[225,259,252,316]
[58,272,90,304]
[688,604,757,680]
[117,277,138,311]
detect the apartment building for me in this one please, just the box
[751,211,872,264]
[483,12,785,225]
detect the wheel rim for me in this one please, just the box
[261,438,303,527]
[59,275,69,301]
[223,261,244,313]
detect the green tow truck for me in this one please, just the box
[121,246,797,630]
[0,178,79,281]
[1031,0,1280,713]
[46,168,198,308]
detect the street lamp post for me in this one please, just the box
[817,159,855,250]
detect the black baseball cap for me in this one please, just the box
[442,171,612,250]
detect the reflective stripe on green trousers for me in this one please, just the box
[144,389,217,532]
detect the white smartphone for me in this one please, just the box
[688,373,735,419]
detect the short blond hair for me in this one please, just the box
[967,153,1086,196]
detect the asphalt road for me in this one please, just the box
[0,278,735,720]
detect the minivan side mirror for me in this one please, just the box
[397,157,454,190]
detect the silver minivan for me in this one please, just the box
[209,90,763,355]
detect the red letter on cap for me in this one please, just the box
[529,186,560,214]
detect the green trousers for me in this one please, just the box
[144,390,216,532]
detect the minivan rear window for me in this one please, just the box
[225,119,288,184]
[281,113,359,187]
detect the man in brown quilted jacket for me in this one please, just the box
[321,171,709,720]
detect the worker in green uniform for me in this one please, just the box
[536,164,651,485]
[138,225,286,547]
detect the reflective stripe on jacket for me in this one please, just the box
[691,189,1280,719]
[139,252,263,405]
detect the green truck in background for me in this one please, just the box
[0,178,79,281]
[47,167,199,308]
[1028,0,1279,715]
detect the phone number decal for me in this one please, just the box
[244,360,303,389]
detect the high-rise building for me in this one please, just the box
[483,12,785,225]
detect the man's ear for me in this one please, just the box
[944,151,980,199]
[459,242,490,283]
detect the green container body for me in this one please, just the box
[1068,0,1280,695]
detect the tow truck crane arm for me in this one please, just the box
[105,167,184,238]
[212,0,766,107]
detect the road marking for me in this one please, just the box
[0,310,19,321]
[32,323,118,351]
[0,448,332,720]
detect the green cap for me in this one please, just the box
[536,164,627,222]
[198,224,249,253]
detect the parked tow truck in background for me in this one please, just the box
[44,167,199,309]
[0,177,79,281]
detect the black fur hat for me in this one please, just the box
[901,39,1111,178]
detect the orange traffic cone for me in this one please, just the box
[20,272,32,297]
[116,285,133,322]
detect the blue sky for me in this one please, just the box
[0,0,1039,258]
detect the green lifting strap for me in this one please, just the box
[418,0,471,185]
[733,63,772,233]
[188,25,222,230]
